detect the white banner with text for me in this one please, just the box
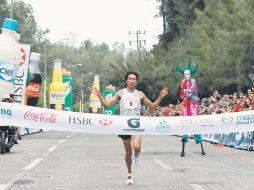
[1,102,254,135]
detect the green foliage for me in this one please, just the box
[12,1,37,44]
[0,0,10,25]
[156,0,205,46]
[152,0,254,99]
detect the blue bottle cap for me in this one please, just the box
[2,18,18,32]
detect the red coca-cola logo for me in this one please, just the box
[27,83,41,97]
[24,110,57,123]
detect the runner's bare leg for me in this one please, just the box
[132,135,142,155]
[122,138,132,173]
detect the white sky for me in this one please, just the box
[20,0,162,50]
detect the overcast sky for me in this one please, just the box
[21,0,162,49]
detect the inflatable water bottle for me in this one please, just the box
[0,18,20,100]
[49,60,65,110]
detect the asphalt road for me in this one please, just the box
[0,131,254,190]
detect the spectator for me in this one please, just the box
[233,100,243,112]
[162,104,174,116]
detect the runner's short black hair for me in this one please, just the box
[124,71,139,82]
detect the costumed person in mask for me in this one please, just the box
[176,59,205,157]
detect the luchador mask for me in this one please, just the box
[176,59,198,78]
[184,70,191,80]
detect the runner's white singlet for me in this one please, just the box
[120,88,141,116]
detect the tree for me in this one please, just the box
[12,1,37,44]
[156,0,205,47]
[0,0,10,26]
[153,0,254,97]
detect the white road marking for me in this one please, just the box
[67,136,71,138]
[48,145,58,152]
[59,139,66,143]
[190,184,205,190]
[154,158,173,170]
[71,133,75,136]
[23,158,43,170]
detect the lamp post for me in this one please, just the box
[81,73,93,112]
[43,40,47,108]
[101,78,105,114]
[11,0,14,19]
[67,63,82,69]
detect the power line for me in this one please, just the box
[129,30,146,57]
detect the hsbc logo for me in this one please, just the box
[69,116,95,125]
[99,119,113,126]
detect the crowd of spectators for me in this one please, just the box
[141,88,254,116]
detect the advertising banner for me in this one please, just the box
[1,102,254,135]
[103,85,116,115]
[13,44,31,104]
[62,69,72,111]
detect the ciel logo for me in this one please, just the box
[222,117,233,123]
[0,64,16,81]
[127,118,140,128]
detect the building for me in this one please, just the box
[57,33,77,47]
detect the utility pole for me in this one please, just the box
[11,0,14,18]
[43,41,47,108]
[129,30,146,58]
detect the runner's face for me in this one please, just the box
[126,74,137,88]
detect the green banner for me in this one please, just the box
[62,69,73,111]
[103,86,116,115]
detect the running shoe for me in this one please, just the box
[126,175,133,185]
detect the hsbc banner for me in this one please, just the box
[13,44,31,104]
[1,102,254,135]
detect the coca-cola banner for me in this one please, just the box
[1,102,254,135]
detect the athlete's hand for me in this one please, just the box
[89,86,100,96]
[160,87,169,98]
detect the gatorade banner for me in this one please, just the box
[104,86,116,115]
[13,44,30,104]
[1,102,254,135]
